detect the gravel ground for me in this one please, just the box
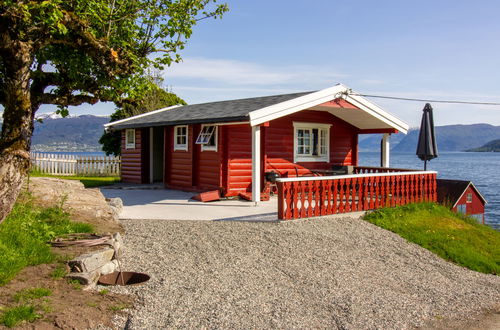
[104,216,500,329]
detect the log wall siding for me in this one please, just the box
[168,125,194,188]
[121,129,143,183]
[197,132,223,190]
[165,124,222,191]
[224,110,359,197]
[226,125,253,196]
[266,110,358,177]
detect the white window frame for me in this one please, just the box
[174,125,188,151]
[466,193,473,203]
[293,122,331,163]
[196,125,218,151]
[125,128,136,149]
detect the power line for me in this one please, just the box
[347,92,500,106]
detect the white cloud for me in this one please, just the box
[164,57,348,87]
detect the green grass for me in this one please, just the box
[363,203,500,275]
[0,287,53,327]
[29,170,120,188]
[67,278,82,290]
[13,288,52,303]
[0,305,42,328]
[50,264,67,279]
[98,289,110,295]
[0,195,94,285]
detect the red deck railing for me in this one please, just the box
[276,170,437,220]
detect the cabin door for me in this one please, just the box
[150,127,165,183]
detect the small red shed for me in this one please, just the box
[105,84,409,202]
[436,179,487,223]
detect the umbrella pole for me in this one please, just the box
[424,160,427,171]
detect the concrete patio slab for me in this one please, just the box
[100,188,278,221]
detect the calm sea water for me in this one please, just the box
[359,152,500,230]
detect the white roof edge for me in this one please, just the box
[452,182,488,208]
[344,92,409,134]
[248,83,409,134]
[103,104,183,128]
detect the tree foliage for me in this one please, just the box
[100,84,186,156]
[0,0,228,223]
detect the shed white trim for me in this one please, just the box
[452,182,488,208]
[249,84,409,134]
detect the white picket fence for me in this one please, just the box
[30,152,121,176]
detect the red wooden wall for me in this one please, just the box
[452,186,485,216]
[121,110,362,195]
[168,126,193,188]
[226,125,253,196]
[224,110,359,197]
[121,129,144,184]
[164,124,222,191]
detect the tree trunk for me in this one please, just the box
[0,38,35,223]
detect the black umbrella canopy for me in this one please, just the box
[416,103,438,170]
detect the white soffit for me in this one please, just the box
[249,84,409,134]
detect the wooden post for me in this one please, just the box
[251,125,261,205]
[381,133,390,168]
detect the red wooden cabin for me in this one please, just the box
[106,84,410,204]
[437,179,487,223]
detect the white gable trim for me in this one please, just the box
[103,105,182,129]
[343,93,409,134]
[248,84,409,134]
[452,182,488,208]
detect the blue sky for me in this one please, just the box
[43,0,500,127]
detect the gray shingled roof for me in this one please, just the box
[109,91,313,130]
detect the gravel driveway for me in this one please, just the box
[107,216,500,329]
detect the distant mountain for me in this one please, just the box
[359,124,500,152]
[466,139,500,152]
[2,112,500,153]
[394,124,500,152]
[31,114,110,152]
[358,133,406,151]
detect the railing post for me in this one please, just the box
[277,181,284,220]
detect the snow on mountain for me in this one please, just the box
[35,112,79,120]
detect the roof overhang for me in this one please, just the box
[248,84,409,134]
[103,105,182,131]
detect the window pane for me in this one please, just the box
[320,129,327,155]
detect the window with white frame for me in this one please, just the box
[466,193,473,203]
[174,125,188,151]
[293,122,331,162]
[125,129,135,149]
[196,125,217,151]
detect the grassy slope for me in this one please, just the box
[0,195,93,285]
[29,172,120,188]
[363,203,499,275]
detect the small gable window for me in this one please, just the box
[466,193,473,203]
[293,122,331,162]
[196,125,218,151]
[125,129,135,149]
[174,125,188,151]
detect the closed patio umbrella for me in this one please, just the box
[416,103,438,170]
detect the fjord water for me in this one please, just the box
[359,152,500,230]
